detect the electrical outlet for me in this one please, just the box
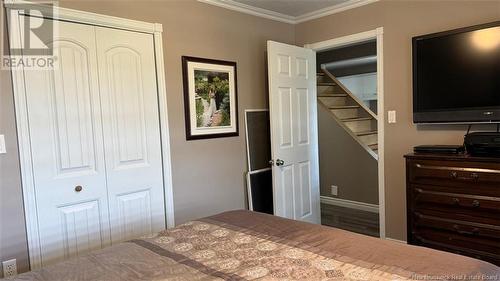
[2,259,17,277]
[330,185,338,196]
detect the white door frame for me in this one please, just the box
[5,2,175,269]
[304,27,386,239]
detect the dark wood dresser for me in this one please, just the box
[405,153,500,266]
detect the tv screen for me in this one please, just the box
[413,21,500,123]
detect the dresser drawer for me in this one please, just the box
[408,160,500,189]
[412,231,500,266]
[413,227,500,257]
[413,212,500,240]
[411,186,500,218]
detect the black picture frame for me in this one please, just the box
[182,56,239,140]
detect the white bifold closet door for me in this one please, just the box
[22,18,165,266]
[95,27,165,243]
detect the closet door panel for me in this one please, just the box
[96,27,165,242]
[22,19,110,265]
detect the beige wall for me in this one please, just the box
[0,0,294,275]
[318,105,378,204]
[296,0,500,240]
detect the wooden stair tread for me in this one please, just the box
[317,72,325,76]
[342,117,373,122]
[329,105,359,109]
[368,144,378,149]
[356,130,377,136]
[317,82,336,86]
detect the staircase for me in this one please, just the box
[317,67,378,159]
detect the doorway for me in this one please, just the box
[305,28,385,238]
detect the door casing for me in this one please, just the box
[5,3,175,269]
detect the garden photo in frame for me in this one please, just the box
[182,56,239,140]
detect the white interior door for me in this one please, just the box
[267,41,320,224]
[95,27,166,242]
[21,19,111,265]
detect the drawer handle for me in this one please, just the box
[472,200,480,208]
[453,225,479,236]
[450,171,480,181]
[452,198,481,208]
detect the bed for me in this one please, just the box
[11,210,499,280]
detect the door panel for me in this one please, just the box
[22,18,110,265]
[52,42,98,177]
[267,41,320,224]
[116,190,152,241]
[297,89,310,145]
[58,200,103,257]
[278,87,293,147]
[96,27,165,242]
[278,164,295,218]
[106,48,148,168]
[298,161,312,218]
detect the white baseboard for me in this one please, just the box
[385,237,407,244]
[320,196,379,213]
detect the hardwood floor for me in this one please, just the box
[321,203,380,237]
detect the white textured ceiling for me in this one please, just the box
[232,0,351,17]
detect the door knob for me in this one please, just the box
[275,159,284,166]
[75,185,83,192]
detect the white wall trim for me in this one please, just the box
[295,0,379,23]
[304,28,382,51]
[5,3,175,269]
[375,27,386,239]
[198,0,295,24]
[385,237,407,244]
[320,196,379,214]
[307,27,386,238]
[7,12,43,269]
[197,0,378,25]
[153,30,176,229]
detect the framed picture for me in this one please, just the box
[182,56,239,140]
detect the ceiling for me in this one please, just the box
[199,0,377,24]
[232,0,351,17]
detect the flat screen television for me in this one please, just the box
[413,21,500,124]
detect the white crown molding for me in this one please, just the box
[197,0,378,25]
[198,0,295,24]
[295,0,379,23]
